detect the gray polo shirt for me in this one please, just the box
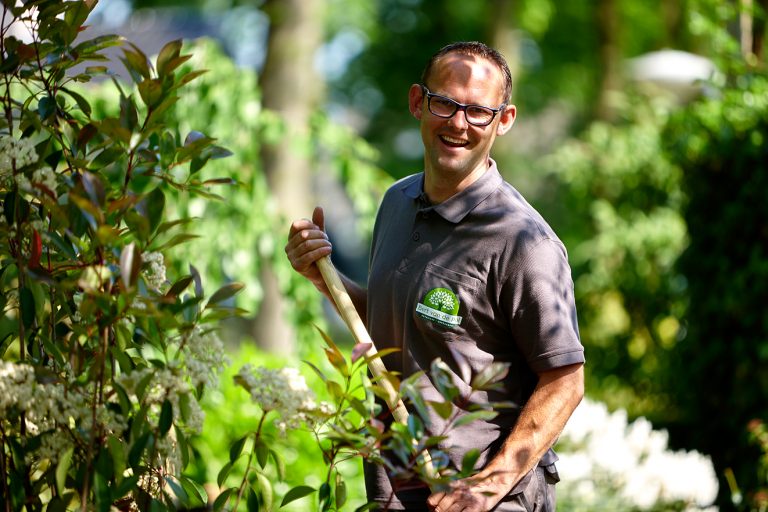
[365,159,584,508]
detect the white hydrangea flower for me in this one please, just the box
[235,365,333,434]
[181,327,229,388]
[1,362,125,464]
[0,135,39,184]
[556,397,719,510]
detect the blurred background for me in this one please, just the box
[76,0,768,509]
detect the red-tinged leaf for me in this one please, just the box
[120,242,141,288]
[351,342,372,363]
[206,282,244,306]
[28,230,42,269]
[137,78,163,109]
[165,275,193,298]
[156,39,183,77]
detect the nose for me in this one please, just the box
[447,107,469,129]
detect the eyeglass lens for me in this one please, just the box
[427,94,495,126]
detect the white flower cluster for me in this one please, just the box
[116,367,205,436]
[15,166,57,195]
[0,361,124,464]
[235,365,334,433]
[0,135,38,185]
[556,398,719,511]
[180,327,229,388]
[142,251,167,292]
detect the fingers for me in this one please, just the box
[311,205,325,232]
[285,208,332,277]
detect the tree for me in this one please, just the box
[249,0,326,355]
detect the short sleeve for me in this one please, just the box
[502,238,585,372]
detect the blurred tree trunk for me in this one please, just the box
[595,0,621,121]
[255,0,325,354]
[488,0,520,102]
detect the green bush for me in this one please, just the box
[664,73,768,511]
[0,1,238,508]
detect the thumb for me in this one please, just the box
[312,206,325,232]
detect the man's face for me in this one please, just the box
[409,53,515,182]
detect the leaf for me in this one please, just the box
[73,34,124,55]
[460,449,481,477]
[20,286,35,329]
[179,474,208,507]
[351,342,372,363]
[121,44,151,81]
[255,472,273,511]
[159,399,173,435]
[246,488,260,512]
[318,482,331,511]
[229,435,247,464]
[254,437,268,469]
[217,461,233,488]
[38,95,56,120]
[138,78,163,108]
[60,87,92,117]
[271,449,286,481]
[206,282,245,306]
[55,446,74,495]
[303,361,328,383]
[154,233,200,252]
[128,432,152,467]
[335,480,347,509]
[165,275,193,298]
[426,399,454,420]
[120,242,141,288]
[140,186,165,236]
[213,488,234,511]
[470,362,510,390]
[190,264,203,297]
[452,410,498,428]
[280,485,316,507]
[156,39,183,76]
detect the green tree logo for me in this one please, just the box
[424,288,460,315]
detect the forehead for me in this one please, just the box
[428,53,505,101]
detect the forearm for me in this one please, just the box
[480,363,584,487]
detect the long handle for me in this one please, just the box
[315,255,436,478]
[316,256,409,424]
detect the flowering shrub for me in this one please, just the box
[0,1,237,509]
[555,398,719,511]
[212,330,511,511]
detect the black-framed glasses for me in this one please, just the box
[421,85,505,127]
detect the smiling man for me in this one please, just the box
[285,41,585,512]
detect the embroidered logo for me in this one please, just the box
[416,287,463,327]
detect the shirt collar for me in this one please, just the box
[402,158,503,223]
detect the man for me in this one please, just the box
[285,41,584,512]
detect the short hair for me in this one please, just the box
[420,41,513,104]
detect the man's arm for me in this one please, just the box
[285,206,368,322]
[427,363,584,512]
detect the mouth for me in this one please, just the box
[439,134,469,148]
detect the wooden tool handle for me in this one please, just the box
[316,255,408,424]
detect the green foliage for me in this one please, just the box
[543,93,687,420]
[205,333,511,510]
[0,2,238,509]
[84,37,391,354]
[663,71,768,511]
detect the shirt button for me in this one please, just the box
[412,232,420,241]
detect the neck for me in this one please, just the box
[423,160,490,203]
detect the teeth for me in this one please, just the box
[441,135,467,145]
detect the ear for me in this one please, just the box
[496,104,516,136]
[408,84,424,120]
